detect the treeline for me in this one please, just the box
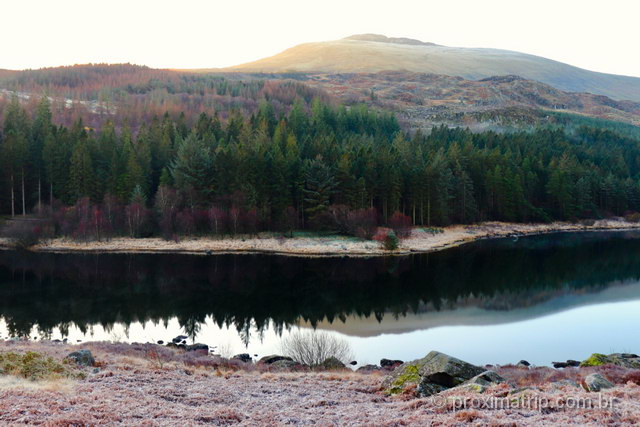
[0,64,329,132]
[2,94,640,241]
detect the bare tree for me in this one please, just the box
[279,330,353,367]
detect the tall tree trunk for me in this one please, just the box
[50,182,53,208]
[412,203,416,225]
[38,176,41,211]
[10,174,15,218]
[21,167,26,216]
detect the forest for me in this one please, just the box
[2,93,640,242]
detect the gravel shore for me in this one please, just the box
[3,219,640,257]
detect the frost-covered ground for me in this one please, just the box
[3,219,640,257]
[1,341,639,425]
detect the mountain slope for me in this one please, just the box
[300,71,640,131]
[226,34,640,102]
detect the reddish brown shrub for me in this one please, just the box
[389,211,412,238]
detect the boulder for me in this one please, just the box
[380,358,403,369]
[584,373,614,392]
[455,370,506,393]
[172,335,188,344]
[580,353,640,369]
[232,353,252,363]
[186,343,209,352]
[384,351,485,396]
[517,360,530,367]
[258,355,293,364]
[566,360,581,367]
[553,362,568,369]
[317,357,346,370]
[349,361,358,366]
[357,364,381,373]
[65,349,95,367]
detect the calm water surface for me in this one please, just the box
[1,231,640,366]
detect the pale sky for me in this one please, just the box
[2,0,639,77]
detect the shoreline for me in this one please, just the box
[2,219,640,257]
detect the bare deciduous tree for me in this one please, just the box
[279,330,353,367]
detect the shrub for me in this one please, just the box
[373,228,399,250]
[624,212,640,223]
[389,211,412,238]
[0,351,84,381]
[279,330,354,367]
[2,219,52,249]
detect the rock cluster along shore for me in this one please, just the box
[380,350,640,397]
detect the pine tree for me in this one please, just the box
[170,133,215,207]
[303,157,336,220]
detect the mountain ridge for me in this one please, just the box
[224,34,640,102]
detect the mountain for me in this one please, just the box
[226,34,640,102]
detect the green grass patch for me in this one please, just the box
[0,351,85,381]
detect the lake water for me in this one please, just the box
[1,230,640,367]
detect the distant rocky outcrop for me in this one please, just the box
[580,353,640,369]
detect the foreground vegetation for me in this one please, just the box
[0,341,638,425]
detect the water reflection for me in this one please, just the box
[1,230,640,352]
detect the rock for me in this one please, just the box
[417,352,486,392]
[186,343,209,352]
[172,335,188,344]
[357,364,380,373]
[584,373,614,392]
[418,382,448,396]
[380,358,403,369]
[157,340,164,345]
[553,362,568,369]
[65,350,95,367]
[232,353,252,363]
[258,355,294,365]
[456,370,506,393]
[566,359,581,367]
[580,353,640,369]
[317,357,346,370]
[270,359,303,370]
[517,360,530,367]
[384,351,485,397]
[349,361,358,366]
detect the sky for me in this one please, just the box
[2,0,639,77]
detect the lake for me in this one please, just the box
[1,230,640,367]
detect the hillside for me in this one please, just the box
[299,71,640,131]
[225,34,640,102]
[2,64,639,134]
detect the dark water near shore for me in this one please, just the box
[1,230,640,366]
